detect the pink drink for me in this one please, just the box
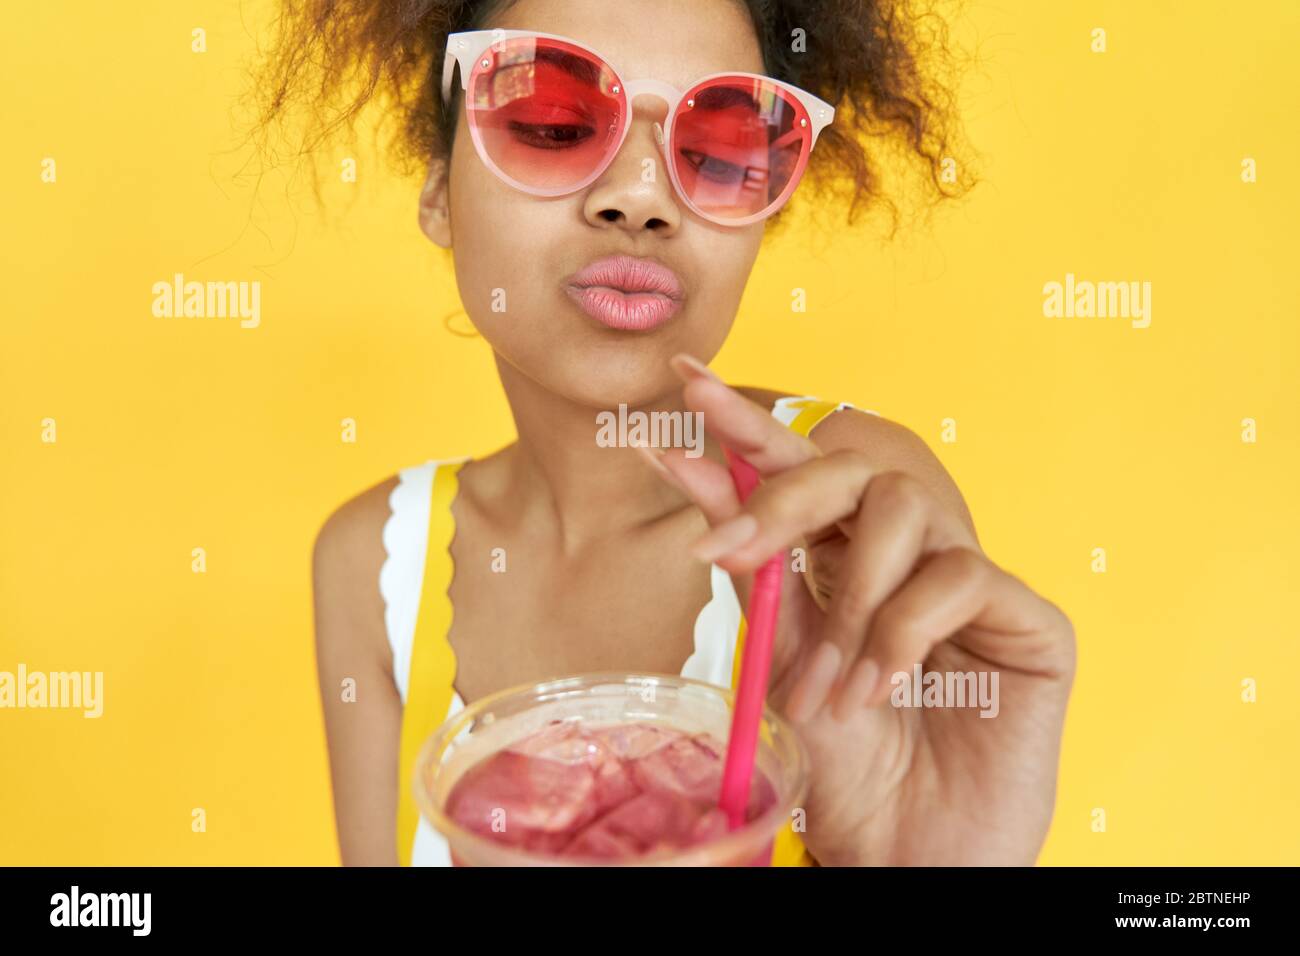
[414,673,809,867]
[444,720,778,864]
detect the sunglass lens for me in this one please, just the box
[669,77,811,223]
[466,37,625,193]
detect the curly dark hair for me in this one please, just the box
[250,0,972,227]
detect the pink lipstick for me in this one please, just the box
[564,255,684,331]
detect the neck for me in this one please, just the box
[492,353,717,553]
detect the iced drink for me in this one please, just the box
[444,720,778,862]
[414,672,808,867]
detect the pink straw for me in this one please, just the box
[717,447,784,830]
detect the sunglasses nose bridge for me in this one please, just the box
[619,79,681,116]
[618,80,681,161]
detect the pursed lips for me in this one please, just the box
[564,255,685,331]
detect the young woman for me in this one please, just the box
[261,0,1076,866]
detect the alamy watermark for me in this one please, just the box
[50,886,150,936]
[0,664,103,718]
[1043,273,1151,329]
[152,273,260,328]
[596,404,704,458]
[889,664,999,718]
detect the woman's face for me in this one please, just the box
[420,0,767,409]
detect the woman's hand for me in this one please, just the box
[641,356,1077,866]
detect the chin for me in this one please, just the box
[556,355,681,412]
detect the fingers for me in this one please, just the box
[819,471,974,674]
[833,549,1072,720]
[637,355,1076,733]
[635,443,741,527]
[691,449,876,572]
[668,354,821,476]
[635,353,823,529]
[835,546,992,717]
[783,640,843,723]
[776,471,978,721]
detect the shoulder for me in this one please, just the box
[735,386,976,538]
[312,474,402,666]
[313,475,399,576]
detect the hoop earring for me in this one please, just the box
[442,308,479,338]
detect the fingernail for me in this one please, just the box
[833,658,880,723]
[632,443,682,488]
[670,353,723,384]
[691,513,758,562]
[785,641,843,723]
[862,664,891,709]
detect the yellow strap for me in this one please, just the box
[395,460,464,867]
[784,397,847,438]
[736,396,847,866]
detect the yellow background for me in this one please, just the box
[2,1,1296,864]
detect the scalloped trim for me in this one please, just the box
[400,457,467,867]
[680,564,742,686]
[379,460,436,705]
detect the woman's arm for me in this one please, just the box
[311,479,402,866]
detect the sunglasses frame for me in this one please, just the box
[441,28,836,226]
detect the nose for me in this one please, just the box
[581,94,680,236]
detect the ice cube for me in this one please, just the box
[588,722,677,760]
[563,789,713,860]
[590,751,639,814]
[633,733,776,821]
[631,735,725,804]
[504,720,604,766]
[446,750,596,836]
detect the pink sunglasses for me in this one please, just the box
[441,29,836,226]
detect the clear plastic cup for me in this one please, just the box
[413,671,810,866]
